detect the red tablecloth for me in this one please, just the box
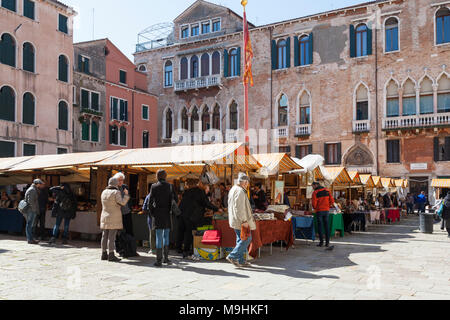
[213,219,294,258]
[387,209,400,222]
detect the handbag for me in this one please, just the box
[169,185,181,217]
[240,224,251,241]
[201,229,221,246]
[18,200,29,219]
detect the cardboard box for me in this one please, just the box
[193,235,217,250]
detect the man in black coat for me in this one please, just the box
[178,179,219,259]
[442,192,450,238]
[147,170,177,267]
[36,184,49,241]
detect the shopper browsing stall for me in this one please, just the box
[312,181,335,249]
[49,183,77,245]
[24,179,46,245]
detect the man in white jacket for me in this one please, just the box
[226,173,256,267]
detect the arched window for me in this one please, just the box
[299,35,310,66]
[181,107,189,130]
[58,101,68,130]
[356,85,369,120]
[109,125,118,145]
[138,64,147,72]
[436,7,450,45]
[119,127,127,146]
[229,101,238,130]
[438,74,450,113]
[0,86,15,122]
[386,80,399,117]
[229,49,238,77]
[278,94,288,126]
[180,57,188,80]
[385,17,399,52]
[91,121,99,142]
[201,53,209,77]
[212,51,220,75]
[356,24,368,57]
[202,105,210,131]
[191,106,199,133]
[277,39,287,69]
[402,79,416,116]
[22,92,35,125]
[81,120,90,141]
[420,77,434,114]
[164,61,173,87]
[190,55,199,78]
[58,55,69,82]
[0,33,16,67]
[299,92,310,124]
[213,104,220,130]
[23,42,35,73]
[165,108,173,139]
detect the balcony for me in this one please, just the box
[174,75,221,92]
[353,120,370,133]
[276,127,289,138]
[295,124,311,137]
[382,113,450,130]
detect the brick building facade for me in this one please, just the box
[134,0,450,199]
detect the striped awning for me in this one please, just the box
[394,179,405,188]
[371,176,383,188]
[359,174,375,187]
[252,153,302,175]
[315,167,353,185]
[347,171,362,184]
[381,178,395,188]
[431,179,450,188]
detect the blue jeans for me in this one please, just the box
[26,211,37,241]
[406,203,414,214]
[53,216,71,239]
[418,203,425,213]
[316,211,330,244]
[155,228,170,249]
[228,229,252,265]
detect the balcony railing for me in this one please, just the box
[295,124,311,136]
[353,120,370,133]
[383,112,450,130]
[276,127,289,138]
[174,75,221,92]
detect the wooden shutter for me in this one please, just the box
[295,145,301,158]
[23,43,34,72]
[294,36,299,67]
[91,122,99,142]
[78,55,82,72]
[337,143,342,164]
[223,49,229,77]
[0,86,15,122]
[445,137,450,161]
[109,126,113,144]
[85,58,89,74]
[367,23,373,55]
[308,144,313,155]
[22,93,35,125]
[237,47,241,76]
[434,137,440,161]
[271,40,277,70]
[82,121,90,141]
[91,92,99,111]
[309,33,314,64]
[349,25,356,58]
[24,0,35,19]
[286,37,291,68]
[59,56,68,82]
[324,143,329,164]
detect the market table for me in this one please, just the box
[342,212,367,232]
[313,213,344,238]
[213,219,294,258]
[386,208,400,222]
[291,216,315,241]
[45,211,101,235]
[0,209,24,233]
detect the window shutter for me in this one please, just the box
[434,137,440,162]
[324,143,329,164]
[237,47,241,76]
[81,121,89,141]
[349,25,356,58]
[367,23,373,55]
[85,58,89,74]
[294,36,299,67]
[445,137,450,161]
[223,49,229,77]
[271,40,277,70]
[78,55,82,72]
[337,143,342,164]
[286,37,291,68]
[91,122,99,142]
[386,141,392,163]
[109,126,113,144]
[309,33,314,64]
[295,145,301,158]
[125,101,128,122]
[308,144,313,155]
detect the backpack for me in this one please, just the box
[59,194,74,212]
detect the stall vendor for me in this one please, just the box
[252,183,267,210]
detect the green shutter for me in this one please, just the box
[2,0,16,12]
[81,121,90,141]
[23,144,36,156]
[337,143,342,165]
[22,93,35,125]
[294,36,299,67]
[286,37,291,68]
[58,102,68,130]
[367,23,373,55]
[0,141,15,158]
[271,40,277,70]
[23,43,34,72]
[78,55,82,72]
[59,14,68,34]
[295,145,301,158]
[308,144,313,155]
[91,121,99,142]
[91,92,99,111]
[309,33,314,64]
[434,137,440,161]
[81,90,89,109]
[0,86,15,121]
[237,47,241,76]
[24,0,35,19]
[85,58,89,74]
[324,143,329,164]
[350,25,356,58]
[59,56,68,82]
[223,49,228,77]
[1,34,16,67]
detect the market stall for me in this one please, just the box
[431,179,450,202]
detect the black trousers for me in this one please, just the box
[181,215,196,255]
[175,216,184,250]
[122,213,134,237]
[35,208,47,238]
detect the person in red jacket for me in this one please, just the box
[312,181,335,248]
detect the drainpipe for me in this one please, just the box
[270,27,274,153]
[375,20,380,176]
[132,91,135,149]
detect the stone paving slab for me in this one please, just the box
[0,216,449,300]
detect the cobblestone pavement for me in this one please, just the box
[0,215,449,300]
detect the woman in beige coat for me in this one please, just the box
[100,177,130,262]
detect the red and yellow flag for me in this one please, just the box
[242,1,254,87]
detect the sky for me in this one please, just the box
[64,0,368,61]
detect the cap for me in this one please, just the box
[238,172,250,182]
[33,179,44,185]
